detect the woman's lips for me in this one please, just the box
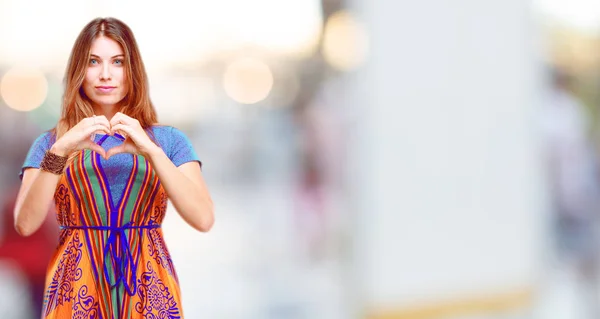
[96,86,116,93]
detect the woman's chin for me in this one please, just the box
[92,98,124,109]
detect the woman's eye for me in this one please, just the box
[114,59,123,65]
[90,59,98,64]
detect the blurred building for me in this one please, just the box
[3,0,600,319]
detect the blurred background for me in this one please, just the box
[3,0,600,318]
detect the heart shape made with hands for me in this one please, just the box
[90,132,130,160]
[88,125,136,160]
[87,113,148,160]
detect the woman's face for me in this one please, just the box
[82,36,128,110]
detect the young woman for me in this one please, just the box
[13,17,214,318]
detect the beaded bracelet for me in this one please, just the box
[40,151,68,175]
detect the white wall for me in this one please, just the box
[348,0,549,313]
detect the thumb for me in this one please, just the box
[86,142,107,159]
[106,144,127,160]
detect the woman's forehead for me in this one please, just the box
[89,36,124,57]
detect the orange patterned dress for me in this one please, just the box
[21,127,199,319]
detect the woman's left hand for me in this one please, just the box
[106,112,159,159]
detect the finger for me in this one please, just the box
[105,144,127,159]
[109,113,120,126]
[115,112,132,120]
[84,141,107,159]
[94,115,111,129]
[84,116,111,133]
[85,124,111,137]
[110,123,134,137]
[110,112,132,127]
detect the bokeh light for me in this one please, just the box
[0,67,48,112]
[322,10,369,72]
[534,0,600,32]
[230,0,323,59]
[223,57,274,104]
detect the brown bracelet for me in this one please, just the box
[40,151,68,175]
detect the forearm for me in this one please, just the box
[14,170,60,236]
[146,147,214,232]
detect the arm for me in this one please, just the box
[147,148,214,232]
[13,167,59,236]
[14,117,111,236]
[107,113,214,232]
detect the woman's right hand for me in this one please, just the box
[50,115,112,158]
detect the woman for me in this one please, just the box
[13,17,214,318]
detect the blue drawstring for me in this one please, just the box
[60,221,160,296]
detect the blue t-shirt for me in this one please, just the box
[20,125,201,204]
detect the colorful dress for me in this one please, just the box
[20,126,201,319]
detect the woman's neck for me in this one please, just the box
[93,105,120,120]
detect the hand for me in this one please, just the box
[106,112,159,159]
[52,115,111,158]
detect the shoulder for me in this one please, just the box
[149,125,195,151]
[150,125,191,141]
[20,130,57,179]
[30,130,56,150]
[149,125,199,165]
[150,124,175,135]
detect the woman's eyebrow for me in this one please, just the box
[90,54,125,59]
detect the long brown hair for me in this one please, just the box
[55,17,157,142]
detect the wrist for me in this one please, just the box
[144,144,164,160]
[50,143,69,157]
[40,151,68,175]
